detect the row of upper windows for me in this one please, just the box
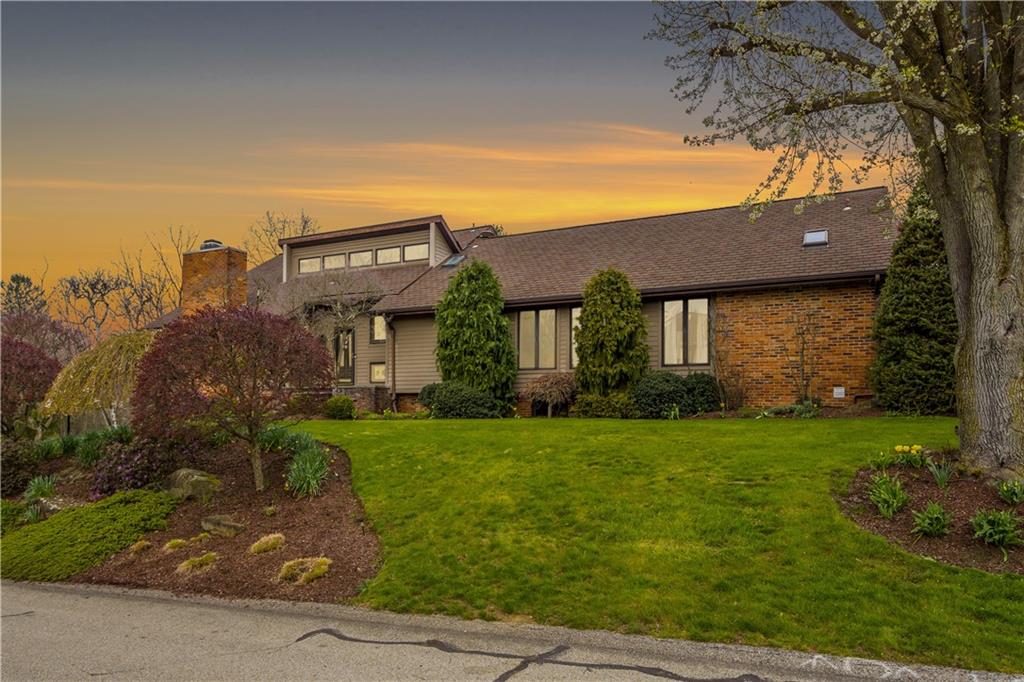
[297,243,429,274]
[517,298,710,370]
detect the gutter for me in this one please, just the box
[379,269,887,316]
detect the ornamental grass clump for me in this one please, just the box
[868,473,910,519]
[176,551,218,575]
[286,444,331,498]
[279,556,331,585]
[249,533,285,555]
[23,475,56,503]
[970,509,1022,561]
[912,502,953,538]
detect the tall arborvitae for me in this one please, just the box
[574,268,649,396]
[434,260,517,411]
[870,186,957,415]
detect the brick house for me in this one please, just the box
[152,187,894,413]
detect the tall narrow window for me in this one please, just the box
[662,298,710,365]
[687,299,709,364]
[662,300,684,365]
[570,307,581,367]
[370,315,386,343]
[518,309,556,369]
[518,311,536,369]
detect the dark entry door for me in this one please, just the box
[335,329,355,384]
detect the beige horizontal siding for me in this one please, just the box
[393,314,441,394]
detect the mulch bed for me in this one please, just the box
[840,458,1023,575]
[72,444,380,603]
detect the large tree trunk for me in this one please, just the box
[922,132,1024,473]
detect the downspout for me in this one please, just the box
[387,315,398,412]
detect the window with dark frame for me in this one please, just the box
[370,315,386,343]
[297,256,321,274]
[323,254,346,270]
[376,246,401,265]
[570,306,581,367]
[369,362,386,384]
[403,243,429,261]
[349,250,372,267]
[518,309,556,370]
[662,298,710,366]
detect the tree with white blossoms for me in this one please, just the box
[651,1,1023,471]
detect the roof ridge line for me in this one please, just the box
[488,186,888,242]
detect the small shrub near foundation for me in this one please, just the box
[279,557,331,585]
[249,533,285,555]
[176,551,218,575]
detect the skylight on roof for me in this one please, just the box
[803,230,829,247]
[442,254,466,267]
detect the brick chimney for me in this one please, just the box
[180,239,248,315]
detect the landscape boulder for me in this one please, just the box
[201,514,246,537]
[162,468,221,502]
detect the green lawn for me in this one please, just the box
[299,417,1024,672]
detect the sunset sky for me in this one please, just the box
[2,2,880,280]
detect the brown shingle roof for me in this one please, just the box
[146,255,429,328]
[377,187,894,313]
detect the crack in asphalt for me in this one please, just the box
[1,610,35,618]
[296,627,771,682]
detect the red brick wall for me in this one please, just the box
[714,282,878,408]
[181,247,248,315]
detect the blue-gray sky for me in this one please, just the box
[2,2,866,276]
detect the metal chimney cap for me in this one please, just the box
[200,239,224,251]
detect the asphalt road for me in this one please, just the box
[0,582,1017,682]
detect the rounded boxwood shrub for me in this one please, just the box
[430,382,499,419]
[681,373,720,415]
[632,371,688,419]
[417,382,442,409]
[574,391,638,419]
[323,395,356,420]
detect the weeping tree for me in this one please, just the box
[42,330,156,427]
[574,269,649,396]
[434,260,517,411]
[652,2,1023,470]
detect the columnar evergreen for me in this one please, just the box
[434,260,516,410]
[573,269,648,396]
[870,187,957,415]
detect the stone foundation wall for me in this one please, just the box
[334,386,390,413]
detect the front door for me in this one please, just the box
[334,329,355,384]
